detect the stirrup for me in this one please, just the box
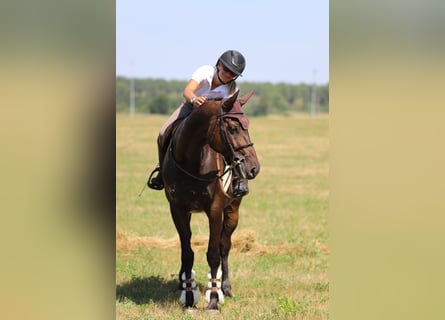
[147,167,164,190]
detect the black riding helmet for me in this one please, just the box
[217,50,246,77]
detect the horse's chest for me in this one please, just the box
[166,181,211,211]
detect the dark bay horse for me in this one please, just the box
[160,90,260,310]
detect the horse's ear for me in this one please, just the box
[238,90,255,107]
[222,90,239,111]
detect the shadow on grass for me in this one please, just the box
[116,275,181,305]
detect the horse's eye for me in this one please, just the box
[228,125,239,134]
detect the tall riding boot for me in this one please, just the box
[148,136,166,190]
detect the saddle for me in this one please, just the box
[147,117,183,190]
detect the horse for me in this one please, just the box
[160,90,260,311]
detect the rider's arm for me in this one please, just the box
[183,79,207,107]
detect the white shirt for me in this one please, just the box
[191,65,235,100]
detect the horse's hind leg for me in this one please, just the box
[220,198,241,297]
[169,204,197,308]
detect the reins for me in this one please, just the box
[169,144,241,183]
[169,146,220,182]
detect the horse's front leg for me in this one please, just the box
[205,206,224,310]
[220,198,241,297]
[169,204,197,308]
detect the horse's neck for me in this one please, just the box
[174,110,213,167]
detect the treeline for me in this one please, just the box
[116,76,329,116]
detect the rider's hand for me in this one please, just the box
[193,96,207,107]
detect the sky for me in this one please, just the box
[116,0,329,85]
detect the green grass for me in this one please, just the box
[116,113,329,319]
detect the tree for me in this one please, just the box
[149,94,171,114]
[115,76,329,116]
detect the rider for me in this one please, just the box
[148,50,248,197]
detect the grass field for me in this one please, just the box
[116,112,329,319]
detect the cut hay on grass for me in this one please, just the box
[116,229,322,256]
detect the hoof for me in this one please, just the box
[222,286,233,298]
[206,296,220,313]
[224,290,234,298]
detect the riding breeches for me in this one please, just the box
[159,102,194,136]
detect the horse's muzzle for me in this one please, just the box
[246,164,260,179]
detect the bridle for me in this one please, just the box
[170,103,254,182]
[210,107,254,180]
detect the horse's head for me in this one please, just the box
[208,90,260,180]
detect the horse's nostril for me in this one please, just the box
[249,166,259,178]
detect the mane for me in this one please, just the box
[171,101,220,159]
[188,99,221,121]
